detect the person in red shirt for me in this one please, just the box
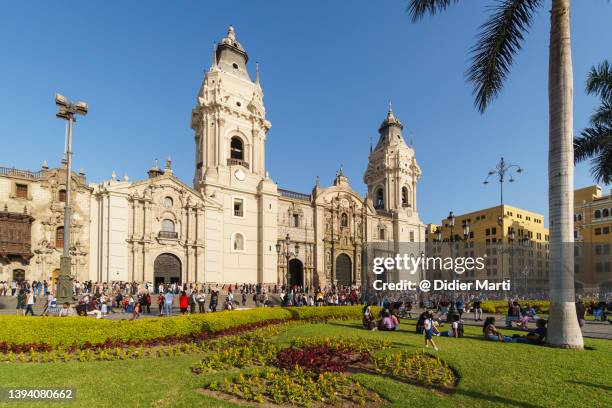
[179,291,189,315]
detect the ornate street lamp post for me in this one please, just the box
[54,94,88,304]
[507,227,516,293]
[484,157,523,283]
[434,211,470,320]
[276,234,299,305]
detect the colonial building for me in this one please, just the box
[0,164,92,283]
[0,26,425,288]
[574,185,612,293]
[427,205,550,294]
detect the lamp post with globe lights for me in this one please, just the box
[54,93,88,303]
[433,211,470,320]
[484,157,523,285]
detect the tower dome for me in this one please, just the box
[379,102,403,132]
[216,25,249,65]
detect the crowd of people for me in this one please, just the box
[359,293,612,351]
[2,279,368,318]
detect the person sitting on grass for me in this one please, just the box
[378,309,399,331]
[58,302,72,317]
[505,301,522,328]
[511,319,547,344]
[483,317,512,342]
[517,304,538,329]
[441,314,464,338]
[362,303,377,331]
[423,310,439,350]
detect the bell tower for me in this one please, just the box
[363,103,421,215]
[189,26,278,285]
[191,26,271,190]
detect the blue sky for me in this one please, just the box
[0,1,610,225]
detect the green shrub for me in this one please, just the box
[0,306,364,347]
[477,300,591,314]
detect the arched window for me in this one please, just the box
[230,137,244,161]
[233,233,245,251]
[401,186,411,207]
[341,213,348,227]
[163,197,173,208]
[55,226,64,249]
[375,188,384,209]
[594,210,601,219]
[161,219,175,232]
[603,209,610,218]
[58,189,67,203]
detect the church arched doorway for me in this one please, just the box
[335,254,352,287]
[12,269,25,283]
[154,253,181,291]
[288,259,304,289]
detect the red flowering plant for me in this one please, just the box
[275,345,370,374]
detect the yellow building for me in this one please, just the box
[426,205,550,294]
[574,185,612,293]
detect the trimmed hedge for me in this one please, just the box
[0,306,364,348]
[480,300,550,314]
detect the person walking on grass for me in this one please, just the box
[424,310,439,351]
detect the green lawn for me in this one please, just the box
[0,319,610,408]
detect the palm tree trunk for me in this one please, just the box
[547,0,583,349]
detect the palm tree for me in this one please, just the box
[574,60,612,184]
[408,0,584,348]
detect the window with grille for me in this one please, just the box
[16,184,28,199]
[56,226,64,249]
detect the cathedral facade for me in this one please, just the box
[0,27,425,287]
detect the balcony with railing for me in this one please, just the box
[0,167,43,180]
[158,231,178,239]
[226,158,249,169]
[376,209,395,218]
[279,189,311,202]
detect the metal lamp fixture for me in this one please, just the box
[54,93,88,304]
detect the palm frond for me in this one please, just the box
[574,124,612,184]
[574,124,611,162]
[407,0,460,22]
[590,141,612,184]
[585,60,612,101]
[590,99,612,126]
[466,0,543,113]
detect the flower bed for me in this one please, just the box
[373,350,457,391]
[192,329,458,406]
[0,306,365,349]
[289,336,391,354]
[204,367,383,407]
[276,345,370,373]
[1,321,300,364]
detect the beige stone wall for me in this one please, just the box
[0,166,91,283]
[127,172,207,284]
